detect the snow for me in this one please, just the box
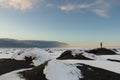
[100,55,120,60]
[65,49,107,61]
[116,48,120,54]
[0,48,13,59]
[111,48,120,54]
[0,48,21,59]
[82,52,107,60]
[0,53,13,59]
[69,48,120,61]
[1,48,120,80]
[71,49,82,57]
[0,59,83,80]
[49,51,64,58]
[44,60,83,80]
[44,48,66,58]
[0,69,28,80]
[11,48,53,66]
[62,60,120,74]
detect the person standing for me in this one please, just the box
[100,42,103,48]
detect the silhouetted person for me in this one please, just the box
[100,42,103,48]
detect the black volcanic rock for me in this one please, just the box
[0,38,67,48]
[107,59,120,62]
[77,63,120,80]
[19,61,48,80]
[57,50,92,60]
[0,59,34,75]
[86,48,116,55]
[19,61,120,80]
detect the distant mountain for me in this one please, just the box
[0,38,67,48]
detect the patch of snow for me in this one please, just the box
[49,51,65,58]
[70,50,107,61]
[0,69,29,80]
[0,53,13,59]
[44,60,83,80]
[0,48,24,59]
[71,50,82,57]
[82,52,107,60]
[100,55,120,60]
[11,48,52,66]
[113,48,120,54]
[62,60,120,74]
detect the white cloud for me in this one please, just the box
[93,9,108,17]
[59,4,90,11]
[0,0,117,16]
[58,0,114,17]
[46,3,54,7]
[59,4,76,11]
[78,4,90,9]
[0,0,34,11]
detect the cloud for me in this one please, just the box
[0,0,117,16]
[0,0,33,11]
[93,9,108,17]
[59,4,76,11]
[59,4,90,11]
[46,3,54,7]
[58,0,114,17]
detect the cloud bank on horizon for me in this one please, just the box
[0,0,118,17]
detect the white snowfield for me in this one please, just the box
[0,60,82,80]
[49,51,64,58]
[44,60,83,80]
[72,50,107,61]
[62,60,120,74]
[100,55,120,60]
[0,48,22,59]
[11,48,53,66]
[0,48,120,80]
[0,53,13,59]
[0,69,28,80]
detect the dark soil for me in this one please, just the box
[57,50,92,60]
[19,61,49,80]
[19,61,120,80]
[0,59,34,75]
[77,63,120,80]
[107,59,120,62]
[86,48,116,55]
[112,49,118,52]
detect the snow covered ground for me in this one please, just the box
[11,48,53,66]
[99,55,120,60]
[0,48,23,59]
[0,48,120,80]
[44,60,83,80]
[62,60,120,74]
[0,69,31,80]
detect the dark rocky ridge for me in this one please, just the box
[0,59,34,75]
[57,50,92,60]
[19,61,49,80]
[86,48,116,55]
[77,63,120,80]
[18,61,120,80]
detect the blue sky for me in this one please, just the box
[0,0,120,47]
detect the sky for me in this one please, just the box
[0,0,120,48]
